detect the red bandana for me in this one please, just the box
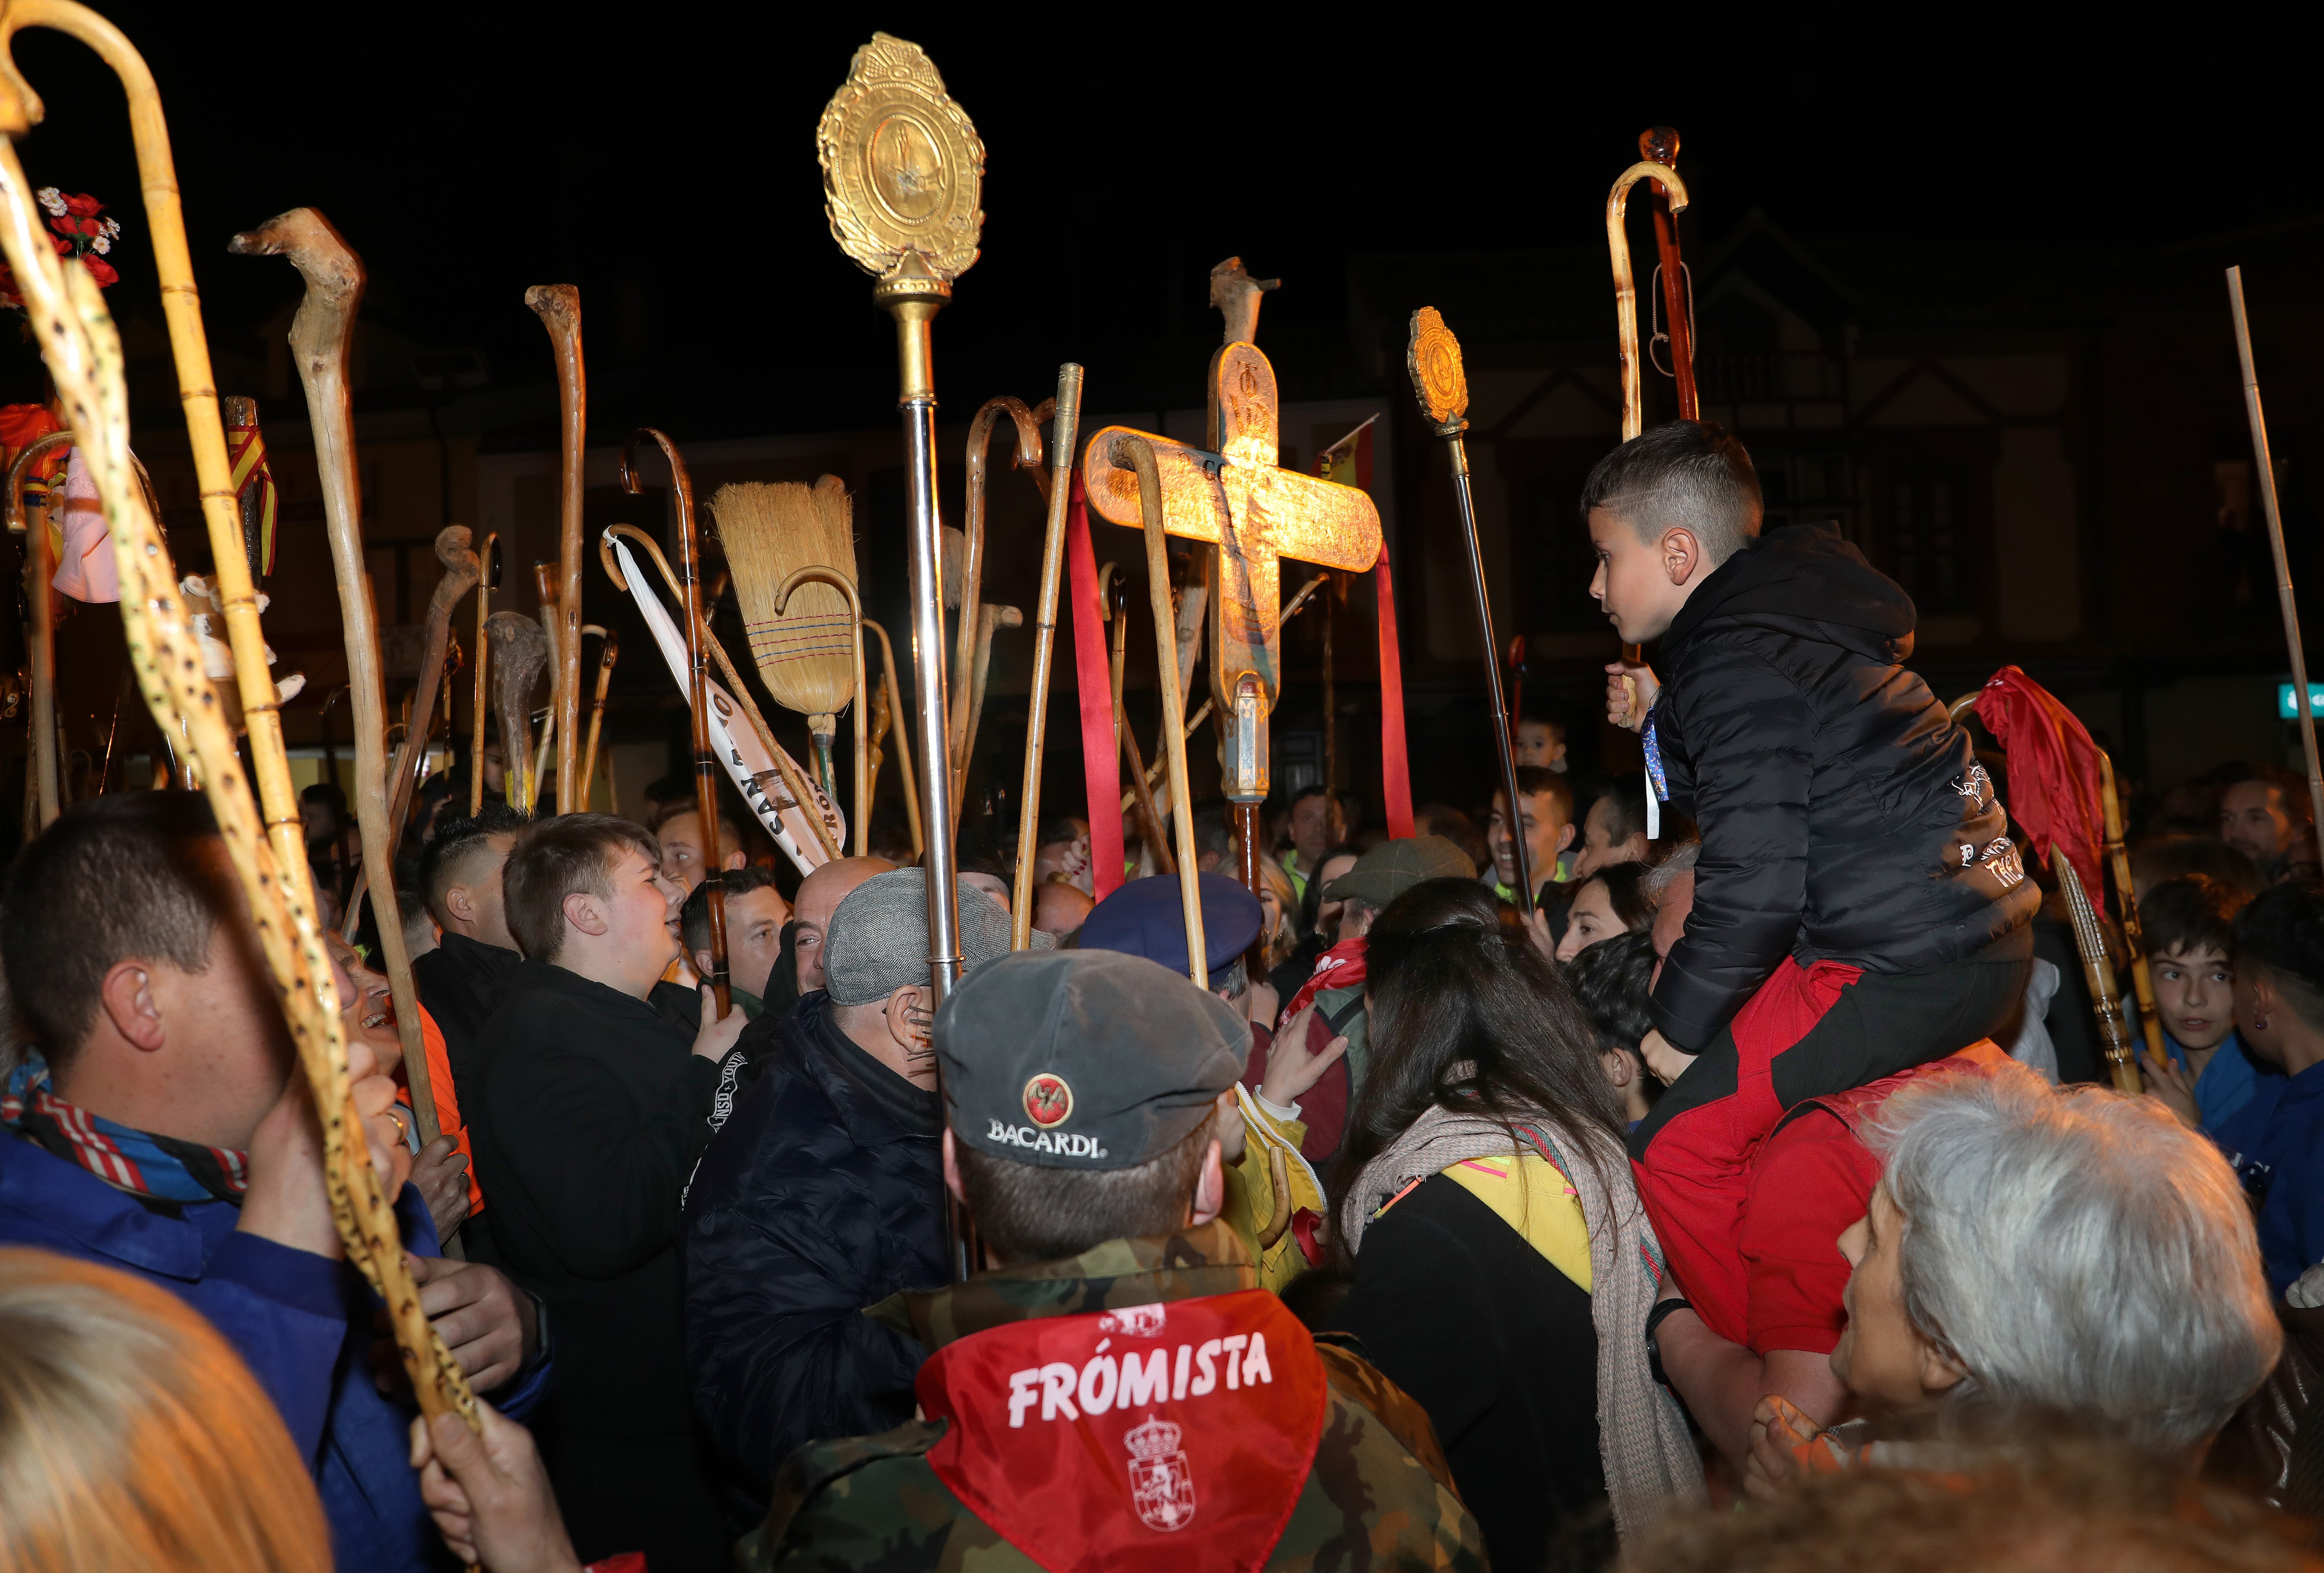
[917,1289,1327,1573]
[1279,936,1367,1031]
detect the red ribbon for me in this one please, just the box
[1973,664,2104,896]
[1374,540,1413,840]
[1066,474,1126,900]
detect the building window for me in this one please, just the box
[1889,466,1975,616]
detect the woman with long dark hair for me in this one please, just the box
[1327,878,1702,1564]
[1554,859,1655,963]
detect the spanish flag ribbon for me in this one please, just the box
[225,412,278,577]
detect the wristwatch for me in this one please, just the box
[1645,1296,1694,1388]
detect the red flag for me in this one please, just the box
[1973,665,2104,896]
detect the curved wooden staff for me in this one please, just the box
[0,49,476,1433]
[772,566,869,857]
[384,527,482,853]
[527,285,585,815]
[1101,563,1175,877]
[485,611,548,813]
[600,524,839,863]
[1010,365,1082,946]
[861,617,921,857]
[0,2,306,883]
[228,207,441,1141]
[8,427,70,828]
[528,561,561,802]
[1117,438,1205,982]
[468,532,499,813]
[578,624,617,810]
[954,397,1042,805]
[1638,127,1699,421]
[1606,156,1692,443]
[620,429,727,1017]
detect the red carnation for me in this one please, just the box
[46,230,70,255]
[83,256,118,288]
[63,193,103,218]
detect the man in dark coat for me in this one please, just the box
[684,869,1010,1511]
[1587,421,2037,1324]
[470,814,748,1572]
[412,803,529,1101]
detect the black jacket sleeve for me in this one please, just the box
[687,1166,929,1493]
[1652,651,1816,1050]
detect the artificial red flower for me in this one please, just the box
[46,231,70,255]
[63,193,103,218]
[83,256,118,288]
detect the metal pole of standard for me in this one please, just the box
[1446,437,1532,912]
[2229,265,2324,836]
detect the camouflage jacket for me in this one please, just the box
[738,1221,1484,1572]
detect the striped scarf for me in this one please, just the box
[2,1057,249,1204]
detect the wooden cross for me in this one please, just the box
[1082,342,1381,800]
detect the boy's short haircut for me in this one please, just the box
[654,796,745,847]
[419,802,532,927]
[1579,419,1763,566]
[502,813,661,965]
[2233,880,2324,1032]
[1505,765,1576,829]
[1588,773,1651,846]
[680,865,783,956]
[954,1111,1217,1263]
[1520,713,1567,744]
[1566,927,1659,1055]
[0,792,235,1068]
[2139,874,2251,961]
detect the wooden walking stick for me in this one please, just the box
[1118,438,1206,981]
[228,205,440,1143]
[954,396,1042,815]
[1638,127,1699,422]
[863,616,923,857]
[528,560,560,804]
[1102,563,1176,877]
[578,624,617,809]
[485,611,548,813]
[469,532,499,813]
[1010,364,1083,946]
[1410,308,1533,911]
[383,526,482,856]
[1606,149,1694,678]
[621,428,728,1018]
[527,284,586,814]
[0,13,478,1435]
[9,427,68,828]
[2227,267,2324,836]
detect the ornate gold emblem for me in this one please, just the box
[1406,307,1469,433]
[817,34,985,283]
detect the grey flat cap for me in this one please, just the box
[823,868,1012,1006]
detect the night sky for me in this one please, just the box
[14,11,2320,436]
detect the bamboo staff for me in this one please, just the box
[1638,127,1699,421]
[1119,437,1205,982]
[579,624,617,808]
[2057,855,2142,1095]
[600,524,839,863]
[771,566,869,857]
[2227,267,2324,835]
[228,207,441,1144]
[2099,750,2166,1067]
[621,429,727,1017]
[1010,364,1082,946]
[9,428,68,828]
[864,616,923,858]
[469,532,498,813]
[527,285,586,814]
[0,9,475,1432]
[955,397,1041,813]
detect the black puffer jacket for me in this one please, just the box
[1649,522,2037,1051]
[681,994,945,1509]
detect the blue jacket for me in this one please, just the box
[0,1133,550,1570]
[2213,1056,2324,1295]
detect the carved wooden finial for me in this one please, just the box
[1639,126,1681,168]
[1210,257,1281,347]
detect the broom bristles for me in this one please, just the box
[711,477,858,720]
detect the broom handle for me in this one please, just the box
[773,566,870,857]
[601,525,841,863]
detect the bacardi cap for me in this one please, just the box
[933,949,1245,1170]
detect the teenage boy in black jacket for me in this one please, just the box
[1589,422,2037,1318]
[470,814,748,1573]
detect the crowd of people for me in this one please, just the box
[5,419,2324,1572]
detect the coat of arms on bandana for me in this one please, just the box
[1124,1415,1197,1532]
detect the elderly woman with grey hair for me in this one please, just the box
[1748,1060,2280,1492]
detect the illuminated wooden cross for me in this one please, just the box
[1081,341,1381,803]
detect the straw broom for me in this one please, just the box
[712,477,860,804]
